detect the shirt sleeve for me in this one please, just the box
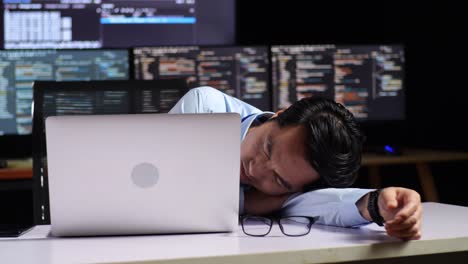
[281,188,373,227]
[169,86,262,116]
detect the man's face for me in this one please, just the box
[240,120,319,195]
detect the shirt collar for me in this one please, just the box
[241,112,274,140]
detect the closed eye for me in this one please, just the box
[275,176,284,188]
[264,134,293,192]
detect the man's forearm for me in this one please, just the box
[282,188,372,227]
[356,192,372,222]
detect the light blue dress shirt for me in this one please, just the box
[169,86,372,227]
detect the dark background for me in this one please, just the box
[2,1,468,225]
[237,1,468,151]
[236,1,468,205]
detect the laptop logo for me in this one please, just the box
[131,162,159,188]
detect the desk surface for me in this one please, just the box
[1,203,468,264]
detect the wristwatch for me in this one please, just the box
[368,189,385,226]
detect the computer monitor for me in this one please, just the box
[133,46,272,111]
[1,0,235,49]
[271,45,405,121]
[0,49,129,158]
[31,79,188,224]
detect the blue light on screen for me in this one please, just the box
[384,145,395,153]
[100,17,196,25]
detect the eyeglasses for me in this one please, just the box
[240,215,318,237]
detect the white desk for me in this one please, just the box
[1,203,468,264]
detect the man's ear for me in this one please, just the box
[272,109,285,118]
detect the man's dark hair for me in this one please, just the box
[276,97,365,189]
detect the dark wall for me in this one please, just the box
[237,1,468,151]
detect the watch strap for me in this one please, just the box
[368,189,385,226]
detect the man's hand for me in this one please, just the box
[357,187,422,240]
[243,188,291,216]
[378,187,422,240]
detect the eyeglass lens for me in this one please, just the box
[242,216,313,236]
[242,216,273,236]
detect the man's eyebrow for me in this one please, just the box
[267,135,293,191]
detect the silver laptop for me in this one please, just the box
[45,113,240,237]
